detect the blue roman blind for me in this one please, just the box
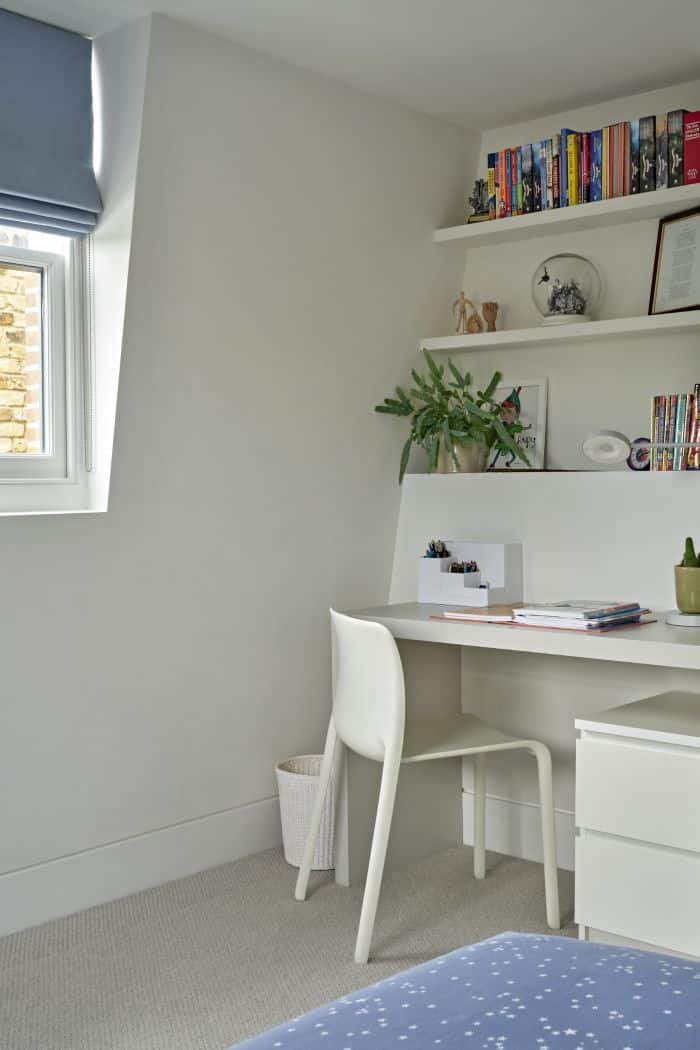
[0,8,102,236]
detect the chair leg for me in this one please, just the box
[531,741,560,930]
[354,749,401,964]
[295,716,337,902]
[473,752,487,880]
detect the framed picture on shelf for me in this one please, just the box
[489,378,548,471]
[649,206,700,315]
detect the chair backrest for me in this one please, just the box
[330,609,405,763]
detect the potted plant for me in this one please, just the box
[375,350,529,483]
[675,537,700,613]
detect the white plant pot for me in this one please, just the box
[436,441,489,474]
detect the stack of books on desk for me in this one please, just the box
[513,601,650,631]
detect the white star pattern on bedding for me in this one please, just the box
[233,932,700,1050]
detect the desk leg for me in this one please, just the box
[335,639,462,887]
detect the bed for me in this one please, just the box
[233,932,700,1049]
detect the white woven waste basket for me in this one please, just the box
[275,754,334,870]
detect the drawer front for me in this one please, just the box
[576,734,700,852]
[576,833,700,957]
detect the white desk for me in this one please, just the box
[335,603,700,887]
[355,603,700,671]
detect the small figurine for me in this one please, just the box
[452,292,483,335]
[425,540,450,559]
[452,292,468,334]
[467,179,490,223]
[547,276,587,316]
[481,301,499,332]
[467,308,484,334]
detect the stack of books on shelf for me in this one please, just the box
[511,601,651,632]
[486,108,700,220]
[651,386,700,470]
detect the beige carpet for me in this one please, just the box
[0,846,574,1050]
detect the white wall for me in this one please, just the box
[0,15,474,934]
[426,80,700,469]
[89,15,151,508]
[389,472,700,871]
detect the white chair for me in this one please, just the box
[295,610,560,964]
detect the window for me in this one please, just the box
[0,226,86,485]
[0,11,101,513]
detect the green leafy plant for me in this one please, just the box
[375,350,530,483]
[681,537,700,567]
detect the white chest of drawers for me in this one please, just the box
[575,691,700,958]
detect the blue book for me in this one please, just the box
[532,141,542,210]
[629,119,640,194]
[487,151,497,218]
[522,144,534,213]
[505,147,512,215]
[539,141,548,209]
[589,130,603,201]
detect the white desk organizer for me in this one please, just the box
[417,541,523,607]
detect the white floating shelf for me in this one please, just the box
[421,309,700,353]
[435,183,700,247]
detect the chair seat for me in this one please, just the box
[402,712,526,763]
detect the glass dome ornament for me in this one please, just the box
[532,253,602,325]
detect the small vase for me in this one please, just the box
[674,565,700,613]
[436,441,489,474]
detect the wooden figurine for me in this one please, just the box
[482,301,499,332]
[466,307,484,334]
[452,292,483,335]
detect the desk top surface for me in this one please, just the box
[351,602,700,672]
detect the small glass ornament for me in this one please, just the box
[532,253,602,325]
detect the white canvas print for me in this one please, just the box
[488,378,547,470]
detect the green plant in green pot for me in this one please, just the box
[675,537,700,613]
[375,350,530,483]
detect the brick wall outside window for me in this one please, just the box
[0,261,42,454]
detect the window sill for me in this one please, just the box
[0,476,102,516]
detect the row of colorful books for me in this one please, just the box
[486,108,700,220]
[650,386,700,471]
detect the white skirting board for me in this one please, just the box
[462,789,575,872]
[0,796,281,937]
[581,926,699,960]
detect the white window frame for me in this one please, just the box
[0,236,91,510]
